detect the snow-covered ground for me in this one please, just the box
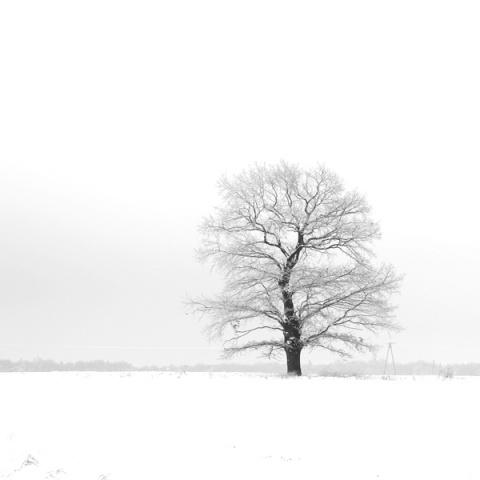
[0,372,478,479]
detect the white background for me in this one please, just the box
[1,1,479,366]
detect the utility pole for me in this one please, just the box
[383,342,397,375]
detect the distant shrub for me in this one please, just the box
[439,366,454,379]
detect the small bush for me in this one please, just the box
[439,366,454,379]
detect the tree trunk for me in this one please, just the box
[280,264,303,376]
[286,348,302,376]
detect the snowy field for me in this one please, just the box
[1,372,478,479]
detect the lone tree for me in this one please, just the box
[190,162,401,375]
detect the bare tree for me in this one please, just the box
[189,162,401,375]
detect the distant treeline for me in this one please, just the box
[1,358,480,375]
[0,358,156,373]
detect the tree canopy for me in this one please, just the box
[190,161,401,375]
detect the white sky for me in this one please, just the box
[1,1,479,366]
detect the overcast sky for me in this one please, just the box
[1,1,479,366]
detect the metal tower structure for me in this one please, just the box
[383,342,397,375]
